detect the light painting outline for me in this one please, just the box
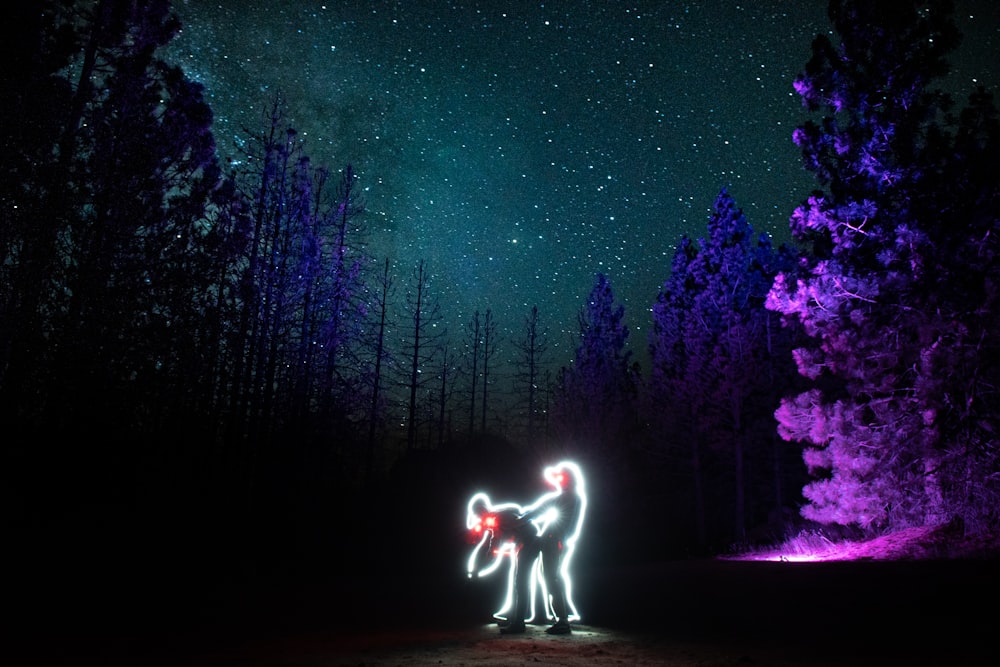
[464,460,587,623]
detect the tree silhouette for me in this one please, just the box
[465,310,482,435]
[647,236,706,545]
[552,273,637,463]
[479,309,500,432]
[513,305,551,444]
[363,257,397,486]
[0,3,80,417]
[398,259,447,451]
[434,346,460,447]
[0,0,223,438]
[320,164,369,416]
[221,93,371,452]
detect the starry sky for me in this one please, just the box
[166,1,999,372]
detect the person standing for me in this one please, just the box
[499,461,586,635]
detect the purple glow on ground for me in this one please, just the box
[734,551,842,563]
[726,524,959,563]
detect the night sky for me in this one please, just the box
[166,1,999,370]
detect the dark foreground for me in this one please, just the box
[9,555,998,667]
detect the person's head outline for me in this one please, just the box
[543,460,582,493]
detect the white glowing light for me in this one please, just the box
[464,460,587,623]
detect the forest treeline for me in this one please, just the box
[2,0,998,572]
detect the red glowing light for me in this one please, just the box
[468,513,504,545]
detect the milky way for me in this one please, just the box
[167,0,998,371]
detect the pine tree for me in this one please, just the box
[481,310,500,432]
[649,190,800,547]
[227,98,308,440]
[464,310,483,435]
[320,164,369,416]
[553,273,637,462]
[398,259,447,450]
[0,2,80,412]
[362,257,397,485]
[0,0,225,437]
[647,236,705,543]
[513,305,550,444]
[460,308,502,436]
[225,94,370,445]
[767,0,1000,532]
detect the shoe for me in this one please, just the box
[499,620,526,634]
[545,619,571,635]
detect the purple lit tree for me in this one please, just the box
[319,164,369,413]
[223,95,372,446]
[552,273,638,463]
[648,190,800,547]
[647,236,703,540]
[767,0,1000,533]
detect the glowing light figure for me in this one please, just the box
[464,460,587,624]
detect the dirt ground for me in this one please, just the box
[11,525,999,667]
[184,621,828,667]
[15,555,994,667]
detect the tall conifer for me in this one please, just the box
[767,0,1000,532]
